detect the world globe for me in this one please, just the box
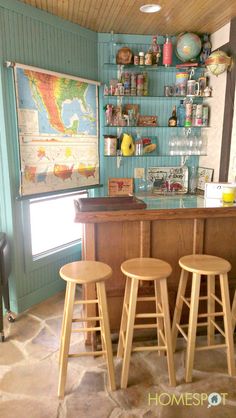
[205,50,232,76]
[176,32,202,62]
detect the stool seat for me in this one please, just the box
[179,254,231,275]
[60,261,112,284]
[121,257,172,281]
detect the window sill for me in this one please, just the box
[24,239,82,273]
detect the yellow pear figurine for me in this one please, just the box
[121,133,135,156]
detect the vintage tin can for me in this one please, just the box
[145,52,152,65]
[104,135,117,156]
[184,103,192,127]
[202,106,209,126]
[191,104,197,126]
[137,73,144,96]
[143,72,148,96]
[196,104,203,126]
[134,55,139,65]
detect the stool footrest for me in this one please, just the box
[185,296,208,302]
[132,345,167,353]
[133,323,160,329]
[195,344,227,352]
[137,297,156,302]
[198,312,224,318]
[68,351,106,357]
[72,326,101,332]
[72,316,101,322]
[74,299,98,305]
[181,322,208,328]
[135,313,164,319]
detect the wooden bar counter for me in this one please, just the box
[75,194,236,336]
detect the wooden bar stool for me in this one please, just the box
[172,254,236,383]
[117,257,176,389]
[58,261,116,398]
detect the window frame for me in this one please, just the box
[22,190,87,273]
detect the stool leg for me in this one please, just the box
[154,280,164,356]
[117,276,132,358]
[185,273,201,383]
[219,274,236,376]
[96,281,116,391]
[59,283,69,366]
[160,278,176,386]
[232,290,236,332]
[96,285,106,358]
[121,278,139,389]
[58,282,76,398]
[172,269,189,352]
[207,275,215,346]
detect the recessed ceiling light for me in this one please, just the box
[140,4,162,13]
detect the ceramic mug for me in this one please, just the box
[175,72,188,86]
[187,80,200,96]
[164,85,174,96]
[222,186,236,204]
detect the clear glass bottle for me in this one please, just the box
[189,166,198,194]
[177,100,186,127]
[109,31,116,64]
[168,106,177,127]
[151,36,161,65]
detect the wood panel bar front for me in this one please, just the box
[75,205,236,337]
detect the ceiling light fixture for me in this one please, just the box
[140,4,162,13]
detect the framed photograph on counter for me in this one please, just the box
[108,178,133,196]
[197,167,214,191]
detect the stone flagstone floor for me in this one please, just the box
[0,289,236,418]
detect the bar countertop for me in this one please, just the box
[75,193,236,223]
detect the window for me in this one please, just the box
[29,191,87,257]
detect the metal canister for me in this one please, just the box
[143,72,148,96]
[130,73,137,96]
[202,106,209,126]
[104,135,117,156]
[185,103,192,127]
[196,104,203,126]
[139,52,145,65]
[191,104,197,126]
[145,52,152,65]
[134,55,139,65]
[124,72,130,95]
[137,73,144,96]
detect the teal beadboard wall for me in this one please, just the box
[97,33,198,195]
[0,0,98,312]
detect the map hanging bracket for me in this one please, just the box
[4,61,15,68]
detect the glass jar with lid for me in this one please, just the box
[139,52,145,65]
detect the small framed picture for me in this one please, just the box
[124,104,139,118]
[138,115,158,127]
[108,178,133,196]
[197,167,214,191]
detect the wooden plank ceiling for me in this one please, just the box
[18,0,236,35]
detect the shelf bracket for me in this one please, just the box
[181,156,189,166]
[117,154,122,168]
